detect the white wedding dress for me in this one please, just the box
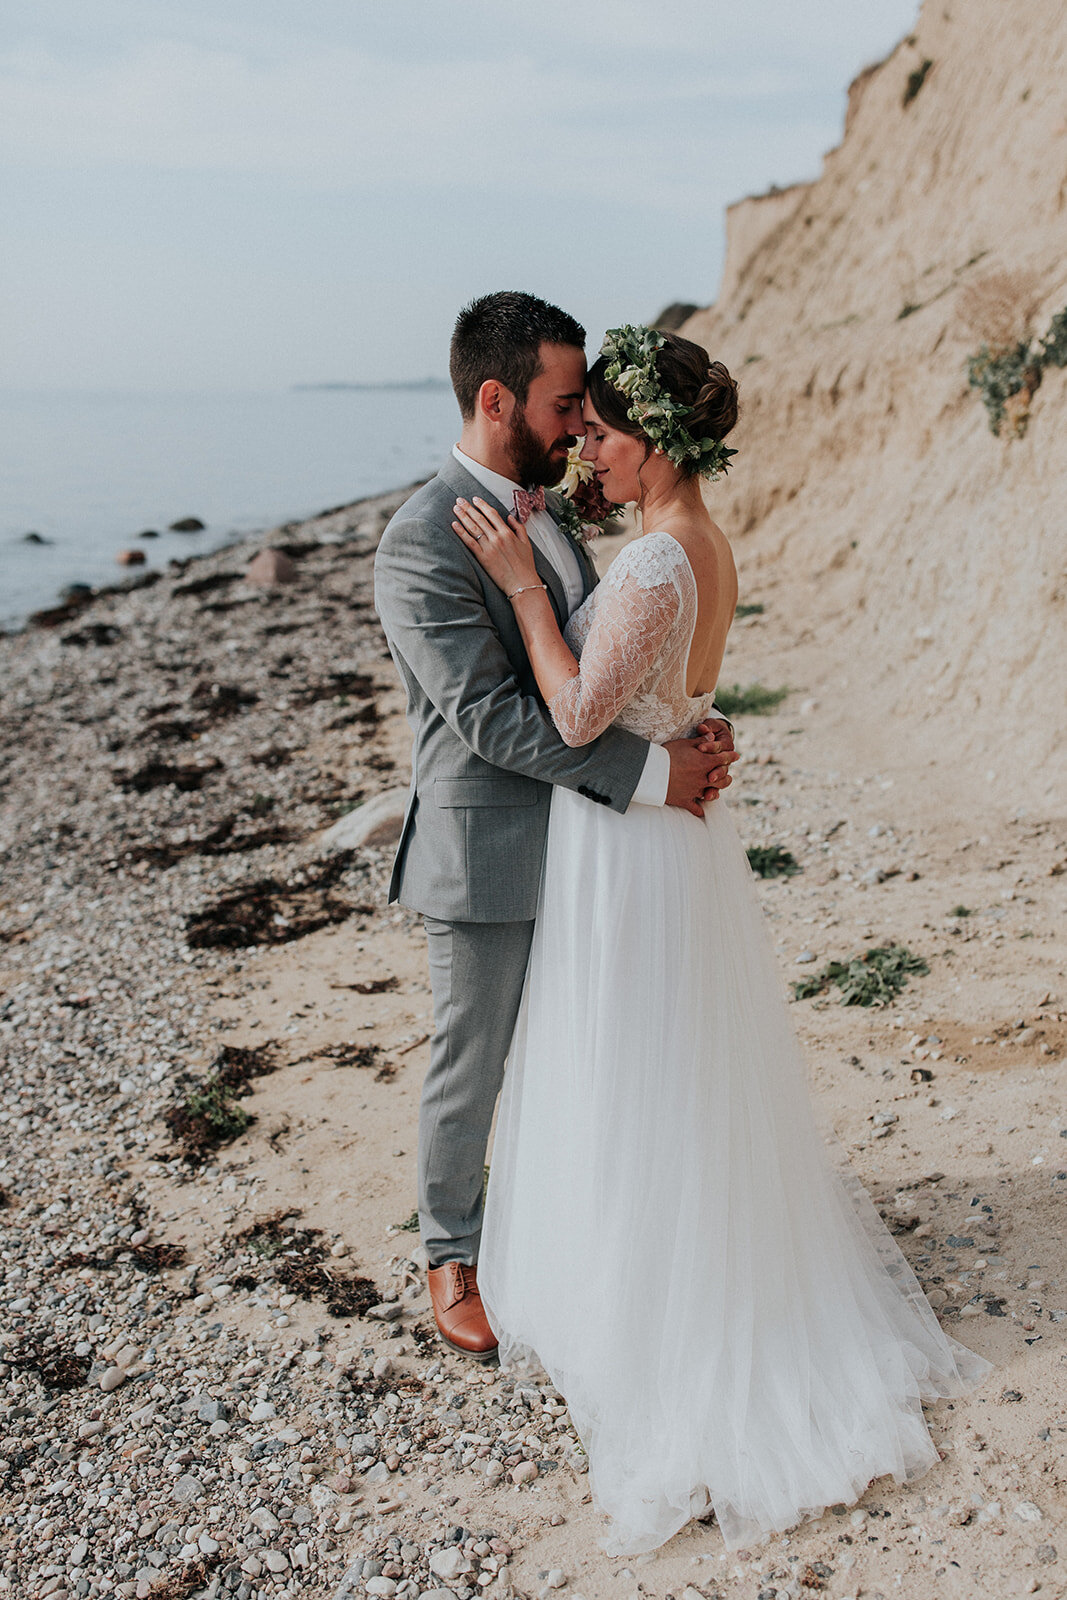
[479,532,990,1555]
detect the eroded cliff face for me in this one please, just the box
[685,0,1067,802]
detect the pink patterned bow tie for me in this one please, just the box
[512,486,546,523]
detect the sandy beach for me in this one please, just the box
[1,489,1064,1600]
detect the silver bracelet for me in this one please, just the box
[506,582,548,602]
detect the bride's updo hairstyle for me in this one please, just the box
[587,331,739,478]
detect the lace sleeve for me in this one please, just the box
[548,535,685,747]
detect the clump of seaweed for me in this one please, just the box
[164,1041,280,1162]
[291,1040,394,1081]
[714,682,789,717]
[48,1240,187,1278]
[232,1211,380,1318]
[747,845,801,878]
[185,852,371,948]
[145,1556,223,1600]
[5,1338,91,1391]
[792,943,929,1006]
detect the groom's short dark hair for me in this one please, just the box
[450,292,586,420]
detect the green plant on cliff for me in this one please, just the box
[966,302,1067,437]
[1039,307,1067,368]
[966,340,1037,434]
[902,58,933,107]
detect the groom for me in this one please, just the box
[374,291,736,1359]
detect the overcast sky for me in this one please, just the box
[2,1,919,392]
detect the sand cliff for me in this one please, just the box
[681,0,1067,803]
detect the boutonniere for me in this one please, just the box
[553,445,625,548]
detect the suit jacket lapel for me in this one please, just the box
[439,457,568,626]
[574,536,599,599]
[543,488,599,601]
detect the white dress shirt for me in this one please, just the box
[452,445,670,807]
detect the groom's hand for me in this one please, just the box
[664,729,740,817]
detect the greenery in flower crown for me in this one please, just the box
[600,324,737,481]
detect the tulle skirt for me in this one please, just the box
[479,788,990,1555]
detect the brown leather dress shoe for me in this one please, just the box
[427,1262,498,1361]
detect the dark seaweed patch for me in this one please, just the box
[231,1211,380,1318]
[185,852,370,948]
[164,1041,282,1162]
[114,757,224,793]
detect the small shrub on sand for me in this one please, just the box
[792,943,929,1006]
[715,682,789,717]
[747,845,801,878]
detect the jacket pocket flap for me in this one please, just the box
[434,776,542,808]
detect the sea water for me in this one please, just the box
[0,385,461,629]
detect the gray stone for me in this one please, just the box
[173,1474,205,1504]
[246,548,297,586]
[429,1549,468,1582]
[321,790,409,851]
[366,1302,404,1322]
[333,1566,364,1600]
[249,1508,281,1534]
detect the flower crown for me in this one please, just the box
[599,324,737,481]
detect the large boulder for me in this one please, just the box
[320,789,408,850]
[245,548,298,586]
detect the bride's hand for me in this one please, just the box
[452,497,540,595]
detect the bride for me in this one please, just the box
[449,324,990,1555]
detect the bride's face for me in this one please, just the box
[579,398,649,505]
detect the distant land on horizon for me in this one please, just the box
[292,377,450,392]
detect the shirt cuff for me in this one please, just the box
[630,743,670,808]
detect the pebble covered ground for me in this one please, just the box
[1,500,1065,1600]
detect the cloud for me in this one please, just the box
[0,36,832,205]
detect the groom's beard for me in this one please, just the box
[507,408,574,489]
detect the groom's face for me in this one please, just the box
[506,342,586,487]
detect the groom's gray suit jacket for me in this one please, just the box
[373,455,651,923]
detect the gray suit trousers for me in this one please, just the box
[419,914,535,1266]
